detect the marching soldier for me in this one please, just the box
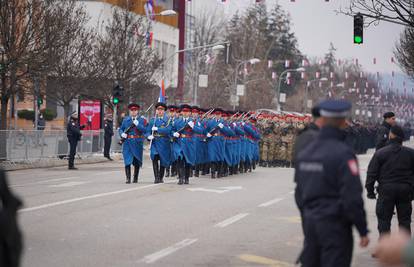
[206,108,226,178]
[166,105,179,177]
[119,103,147,184]
[146,102,172,184]
[172,104,203,185]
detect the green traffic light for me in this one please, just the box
[113,98,119,104]
[354,36,362,44]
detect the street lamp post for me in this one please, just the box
[232,58,260,110]
[276,67,305,111]
[304,77,328,113]
[160,42,227,105]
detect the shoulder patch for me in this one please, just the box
[347,159,359,176]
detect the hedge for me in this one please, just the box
[17,109,57,121]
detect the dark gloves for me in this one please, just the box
[367,192,376,199]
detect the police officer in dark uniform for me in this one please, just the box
[366,125,414,236]
[67,112,84,170]
[376,112,396,150]
[0,168,23,267]
[103,115,114,160]
[294,100,369,267]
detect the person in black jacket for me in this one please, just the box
[103,115,114,160]
[366,125,414,236]
[292,106,323,166]
[67,112,84,170]
[375,112,396,150]
[0,168,23,267]
[295,100,369,267]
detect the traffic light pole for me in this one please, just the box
[34,77,39,131]
[113,104,117,133]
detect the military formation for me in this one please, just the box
[118,102,261,184]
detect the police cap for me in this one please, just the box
[318,100,351,118]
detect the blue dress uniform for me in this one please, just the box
[192,107,207,177]
[206,109,226,178]
[243,120,261,172]
[220,114,236,176]
[146,102,172,184]
[232,121,245,173]
[119,103,147,184]
[294,100,369,267]
[172,104,204,185]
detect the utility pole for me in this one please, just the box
[176,0,186,102]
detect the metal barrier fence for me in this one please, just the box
[0,130,122,162]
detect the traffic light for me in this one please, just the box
[37,95,43,108]
[112,85,123,105]
[354,13,363,44]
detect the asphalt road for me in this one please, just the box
[6,153,399,267]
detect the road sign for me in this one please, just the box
[236,84,245,96]
[279,93,286,103]
[198,74,208,88]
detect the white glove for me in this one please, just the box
[152,126,158,131]
[147,135,154,140]
[207,133,212,138]
[133,120,139,126]
[173,132,180,138]
[232,122,237,127]
[121,133,127,138]
[188,121,195,128]
[218,123,224,129]
[242,122,246,126]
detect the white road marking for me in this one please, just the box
[187,188,229,194]
[258,198,284,208]
[20,184,159,213]
[49,181,89,188]
[187,186,243,194]
[220,186,243,191]
[215,213,249,228]
[141,238,198,264]
[10,176,80,187]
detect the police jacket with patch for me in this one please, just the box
[294,126,368,237]
[375,121,392,150]
[366,139,414,195]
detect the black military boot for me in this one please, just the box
[165,166,170,177]
[211,162,216,179]
[184,166,190,184]
[152,160,160,183]
[133,166,140,183]
[233,165,238,175]
[239,161,244,173]
[194,165,200,177]
[125,166,131,184]
[205,163,210,175]
[177,160,184,185]
[229,165,233,176]
[201,163,208,175]
[159,166,165,183]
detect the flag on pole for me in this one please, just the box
[158,80,166,103]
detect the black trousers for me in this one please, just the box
[103,135,112,157]
[376,183,413,235]
[68,138,78,168]
[301,215,353,267]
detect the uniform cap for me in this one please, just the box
[179,104,192,112]
[70,111,78,118]
[318,100,351,118]
[128,103,140,110]
[155,102,167,110]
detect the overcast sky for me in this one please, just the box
[192,0,407,77]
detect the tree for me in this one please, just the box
[341,0,414,27]
[44,0,98,125]
[395,26,414,79]
[93,1,162,110]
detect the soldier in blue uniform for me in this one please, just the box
[294,100,369,267]
[191,106,206,178]
[221,111,236,176]
[206,108,226,178]
[119,103,147,184]
[243,116,261,172]
[166,105,179,178]
[172,104,204,185]
[146,102,172,184]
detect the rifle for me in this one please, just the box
[118,123,136,145]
